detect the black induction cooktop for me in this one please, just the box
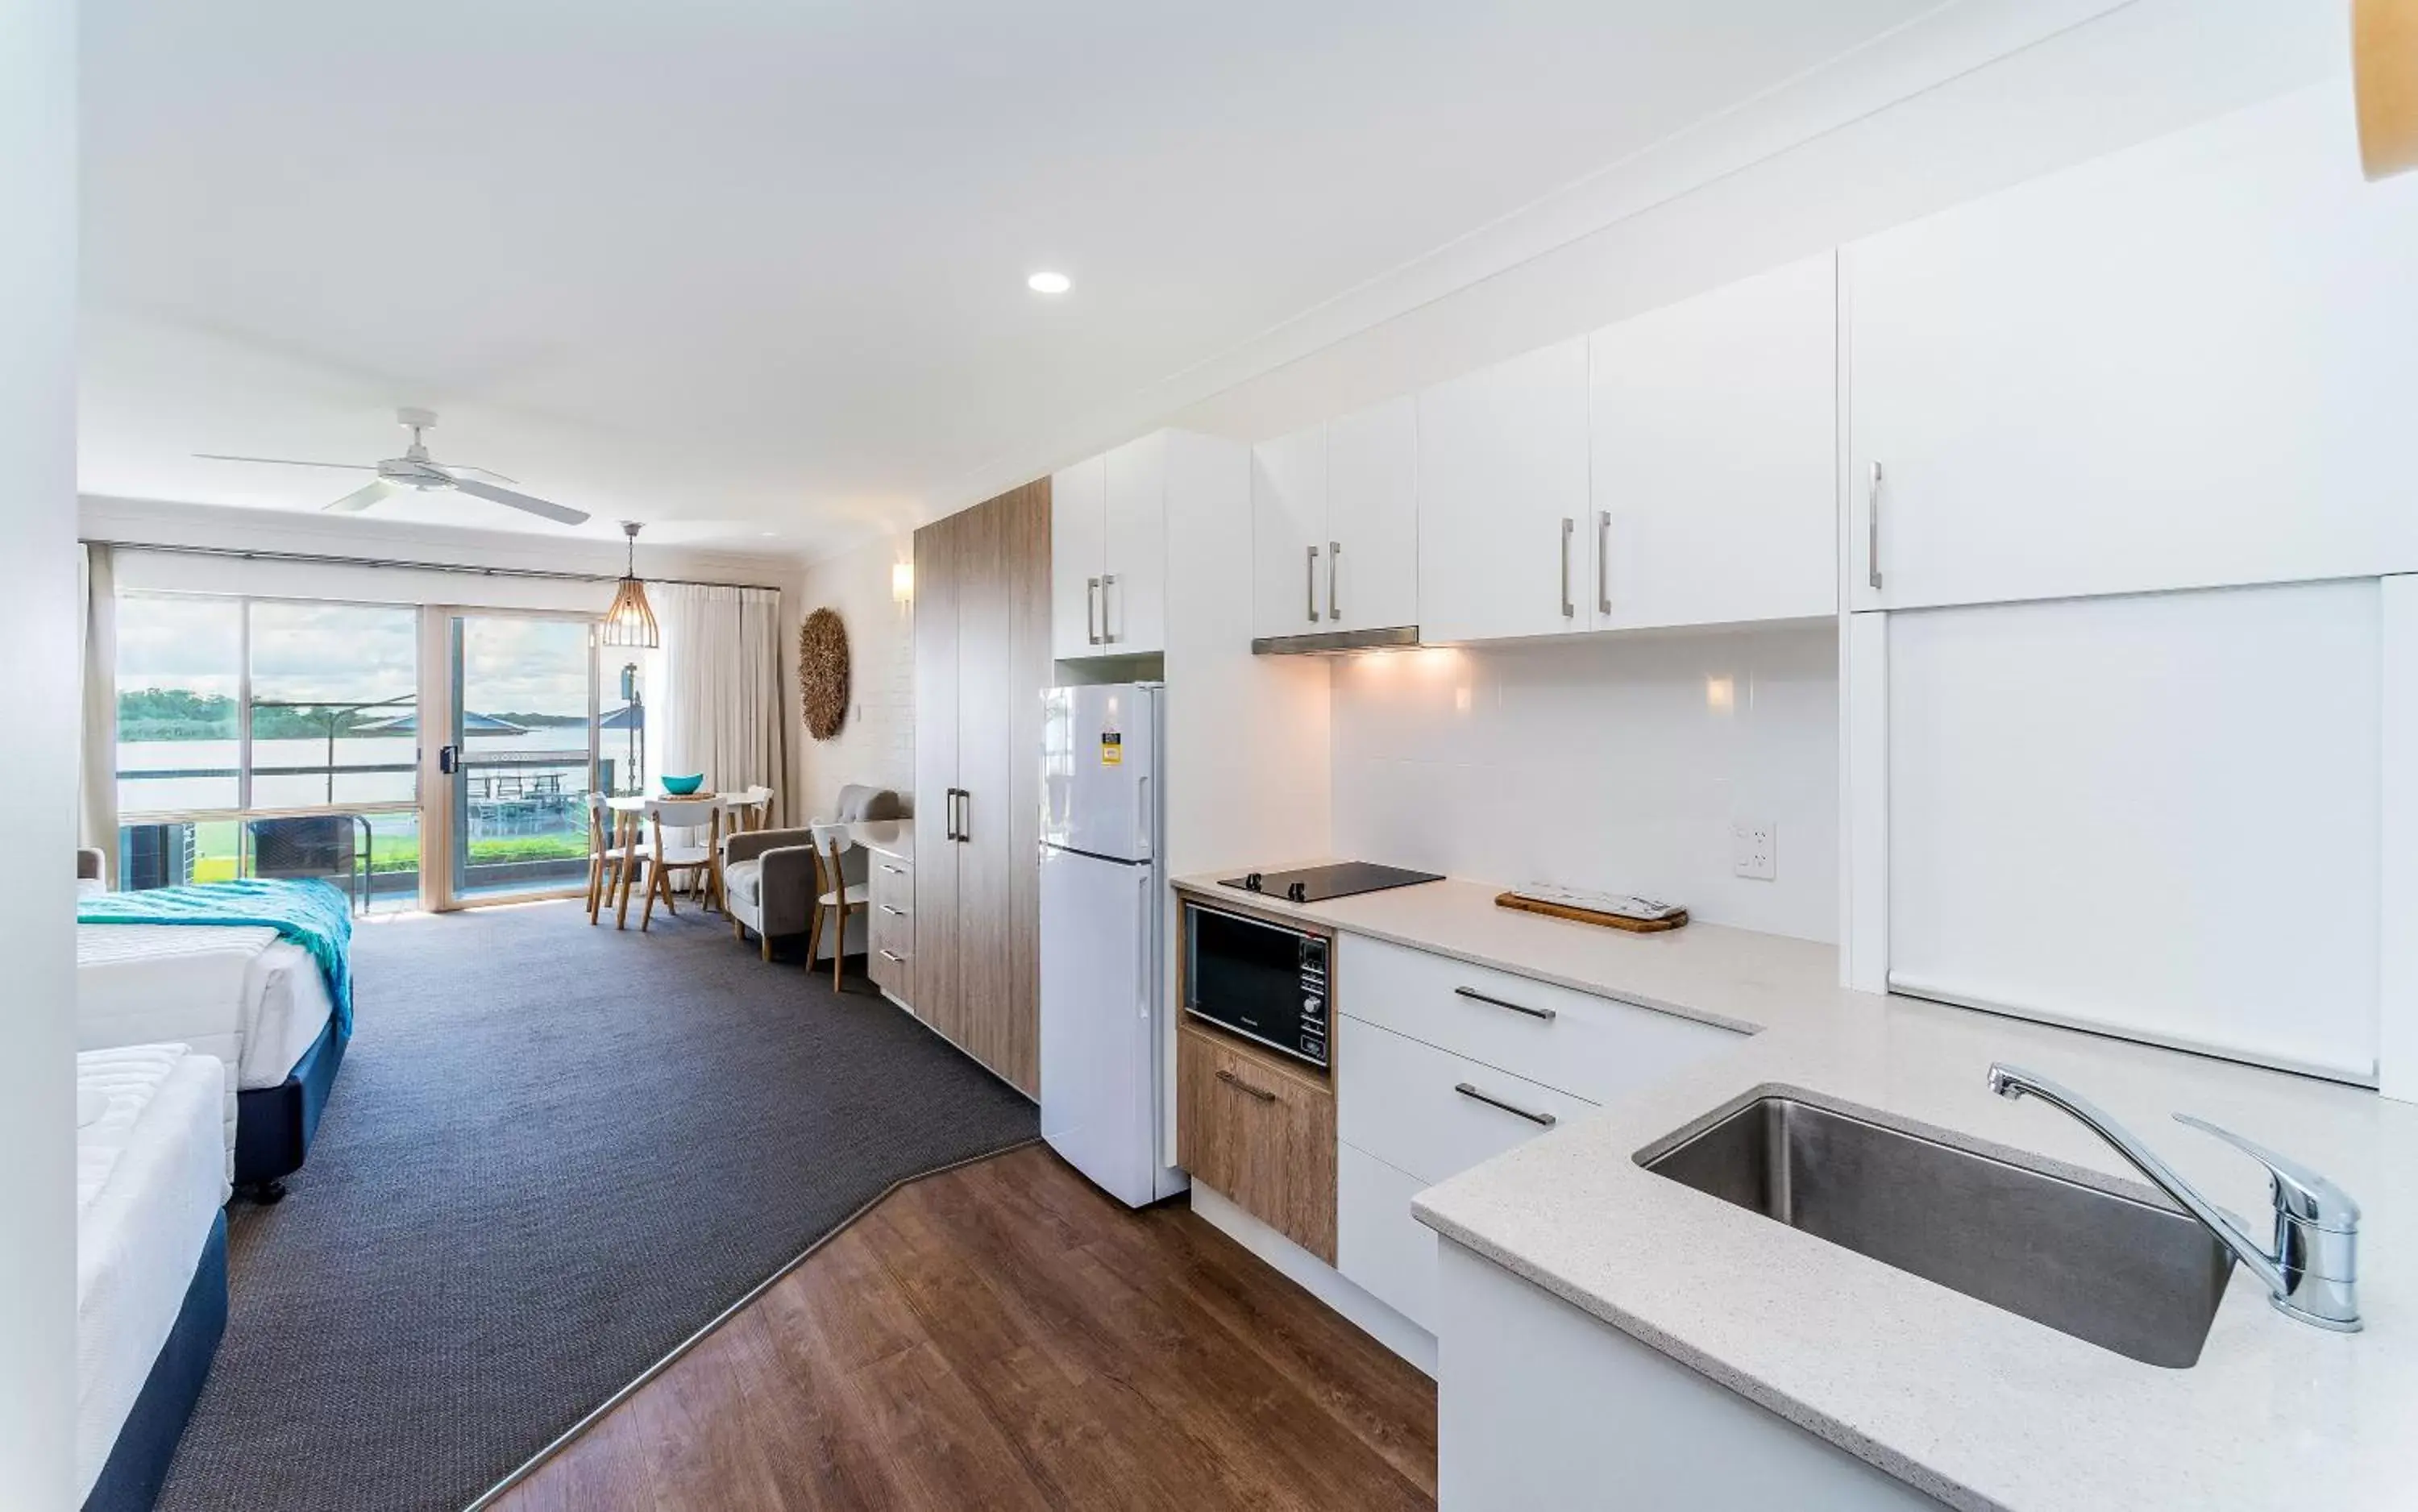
[1216,862,1445,905]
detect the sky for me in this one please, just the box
[117,594,599,717]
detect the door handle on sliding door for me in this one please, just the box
[438,745,460,775]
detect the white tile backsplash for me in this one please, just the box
[1330,626,1838,942]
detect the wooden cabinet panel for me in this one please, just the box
[912,513,962,1039]
[996,478,1050,1096]
[1178,1024,1337,1263]
[1589,253,1837,632]
[1050,454,1107,659]
[1251,421,1327,640]
[1102,434,1166,655]
[1325,395,1419,634]
[953,491,1014,1072]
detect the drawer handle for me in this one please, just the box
[881,862,907,874]
[1216,1069,1278,1104]
[1453,986,1556,1022]
[878,949,907,964]
[879,904,907,916]
[1455,1082,1556,1128]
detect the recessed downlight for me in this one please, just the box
[1027,270,1073,295]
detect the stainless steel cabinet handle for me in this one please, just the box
[1306,544,1320,623]
[954,788,969,844]
[1101,572,1119,643]
[1327,540,1341,622]
[1086,576,1103,645]
[1454,985,1556,1022]
[1866,462,1884,592]
[1217,1068,1278,1103]
[878,948,906,965]
[1560,517,1576,619]
[880,862,906,875]
[879,904,906,916]
[1455,1082,1557,1127]
[1597,509,1612,617]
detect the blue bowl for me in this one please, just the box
[661,773,705,795]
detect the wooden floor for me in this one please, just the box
[492,1144,1436,1511]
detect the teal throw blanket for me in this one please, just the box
[79,879,355,1036]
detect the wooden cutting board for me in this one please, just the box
[1494,891,1688,933]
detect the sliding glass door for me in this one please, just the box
[432,612,600,907]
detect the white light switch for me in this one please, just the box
[1731,820,1776,881]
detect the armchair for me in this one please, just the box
[721,785,899,963]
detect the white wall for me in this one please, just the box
[2,0,79,1501]
[1330,626,1838,943]
[792,531,916,819]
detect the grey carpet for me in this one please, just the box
[156,899,1039,1512]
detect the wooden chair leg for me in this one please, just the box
[615,855,637,930]
[833,903,849,992]
[585,855,601,920]
[760,925,773,963]
[805,899,823,974]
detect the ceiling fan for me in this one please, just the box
[195,408,589,525]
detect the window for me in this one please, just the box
[247,600,419,809]
[115,595,243,814]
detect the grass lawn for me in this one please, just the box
[191,833,588,881]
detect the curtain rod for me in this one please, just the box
[81,537,787,594]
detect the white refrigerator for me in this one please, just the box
[1039,682,1186,1207]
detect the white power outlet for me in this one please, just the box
[1731,820,1776,881]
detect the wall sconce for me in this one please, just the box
[891,559,915,605]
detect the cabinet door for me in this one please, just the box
[1177,1026,1337,1262]
[912,514,962,1036]
[1250,421,1327,640]
[953,492,1016,1065]
[1049,454,1106,659]
[1417,338,1591,642]
[1590,255,1837,631]
[1325,396,1419,633]
[1102,433,1166,655]
[1848,86,2418,611]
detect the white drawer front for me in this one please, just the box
[1340,933,1740,1105]
[1339,1140,1437,1331]
[1338,1015,1597,1186]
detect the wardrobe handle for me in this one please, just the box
[1086,577,1103,645]
[1597,510,1611,617]
[1866,462,1884,592]
[1306,544,1320,624]
[955,788,970,844]
[1217,1069,1278,1104]
[1560,517,1576,619]
[1101,573,1119,644]
[1327,541,1341,622]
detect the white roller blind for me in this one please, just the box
[1888,580,2380,1082]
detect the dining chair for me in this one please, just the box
[804,820,868,991]
[639,795,724,929]
[588,792,651,926]
[733,784,775,833]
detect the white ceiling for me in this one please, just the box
[81,0,1941,557]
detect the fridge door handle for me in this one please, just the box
[1134,772,1152,863]
[1137,866,1154,1022]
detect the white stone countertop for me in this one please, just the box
[842,817,912,860]
[1172,872,2418,1511]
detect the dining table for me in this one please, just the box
[601,789,774,928]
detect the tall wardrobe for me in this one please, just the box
[912,476,1051,1097]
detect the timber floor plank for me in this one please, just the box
[492,1144,1437,1512]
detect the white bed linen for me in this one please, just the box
[76,1045,230,1505]
[77,924,336,1157]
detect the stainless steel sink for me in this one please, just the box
[1639,1095,2234,1368]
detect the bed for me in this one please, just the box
[77,879,354,1200]
[77,1045,231,1512]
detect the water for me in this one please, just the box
[117,730,621,813]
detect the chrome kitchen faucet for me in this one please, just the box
[1987,1063,2362,1333]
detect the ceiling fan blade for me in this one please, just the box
[451,476,589,525]
[325,479,400,513]
[444,463,521,484]
[196,452,380,470]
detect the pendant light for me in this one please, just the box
[602,521,660,648]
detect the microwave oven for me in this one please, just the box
[1182,901,1330,1070]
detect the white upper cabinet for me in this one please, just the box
[1849,86,2418,612]
[1052,436,1167,658]
[1252,397,1420,641]
[1324,396,1419,634]
[1050,454,1107,660]
[1103,433,1168,654]
[1589,254,1838,632]
[1417,338,1592,643]
[1251,421,1327,641]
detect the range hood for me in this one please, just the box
[1250,625,1420,655]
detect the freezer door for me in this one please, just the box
[1040,845,1165,1207]
[1041,683,1155,863]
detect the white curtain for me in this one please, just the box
[77,543,118,875]
[657,582,787,826]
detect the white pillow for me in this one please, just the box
[76,877,106,900]
[76,1090,109,1128]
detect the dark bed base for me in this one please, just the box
[83,1211,228,1512]
[234,1016,349,1197]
